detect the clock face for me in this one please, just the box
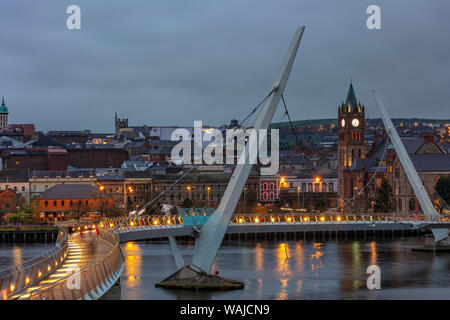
[341,119,345,127]
[352,118,360,127]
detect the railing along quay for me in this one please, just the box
[0,229,69,300]
[100,213,450,230]
[25,228,124,300]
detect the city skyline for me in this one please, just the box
[1,1,450,132]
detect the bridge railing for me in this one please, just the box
[26,228,124,300]
[0,229,69,299]
[99,213,449,230]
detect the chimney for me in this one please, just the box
[423,132,434,144]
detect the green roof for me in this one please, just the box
[0,97,8,114]
[345,82,357,106]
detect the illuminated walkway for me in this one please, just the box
[12,230,112,299]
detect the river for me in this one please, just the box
[119,237,450,300]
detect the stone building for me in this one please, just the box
[337,82,366,212]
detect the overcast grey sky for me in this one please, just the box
[1,1,449,132]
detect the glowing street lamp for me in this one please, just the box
[186,186,191,198]
[207,186,211,205]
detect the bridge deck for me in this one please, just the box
[12,230,112,300]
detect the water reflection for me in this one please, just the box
[275,243,292,300]
[119,238,450,300]
[122,242,143,288]
[310,242,324,272]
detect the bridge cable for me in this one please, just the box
[239,88,275,128]
[113,166,197,231]
[281,94,300,145]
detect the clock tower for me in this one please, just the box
[337,81,366,212]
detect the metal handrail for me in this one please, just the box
[26,228,124,300]
[0,229,69,299]
[100,213,449,230]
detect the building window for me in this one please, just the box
[409,199,416,211]
[22,186,25,192]
[61,200,65,206]
[45,201,48,207]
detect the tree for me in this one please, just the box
[373,178,393,213]
[181,197,193,208]
[21,201,41,224]
[435,176,450,210]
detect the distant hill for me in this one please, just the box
[269,118,450,129]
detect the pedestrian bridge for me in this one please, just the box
[2,213,448,300]
[108,213,450,242]
[1,227,124,300]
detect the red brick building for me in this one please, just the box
[67,147,128,168]
[0,189,20,221]
[1,148,67,171]
[36,184,114,221]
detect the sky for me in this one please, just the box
[0,1,449,133]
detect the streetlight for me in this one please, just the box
[297,186,300,209]
[186,186,191,199]
[207,186,211,206]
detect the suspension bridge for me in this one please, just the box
[1,26,449,299]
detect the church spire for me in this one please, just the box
[345,81,357,106]
[1,96,5,107]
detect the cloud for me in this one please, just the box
[0,0,449,132]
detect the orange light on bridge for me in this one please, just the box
[130,221,135,226]
[25,278,30,284]
[314,176,321,183]
[254,217,259,223]
[153,220,159,225]
[303,217,309,222]
[109,223,114,228]
[167,219,171,224]
[336,216,342,222]
[287,217,292,222]
[238,218,244,223]
[10,284,15,291]
[99,185,105,191]
[271,217,276,222]
[320,216,325,222]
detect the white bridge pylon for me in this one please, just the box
[372,91,448,243]
[190,27,306,273]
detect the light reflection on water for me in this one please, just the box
[0,244,54,270]
[120,237,450,300]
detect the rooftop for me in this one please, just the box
[37,184,100,199]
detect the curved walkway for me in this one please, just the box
[12,230,112,300]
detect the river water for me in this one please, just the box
[0,244,54,271]
[119,237,450,300]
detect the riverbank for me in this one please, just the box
[0,226,58,243]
